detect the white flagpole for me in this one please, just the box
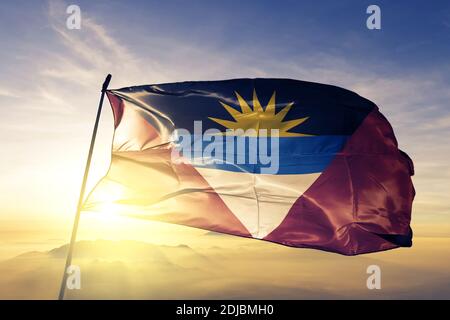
[58,74,112,300]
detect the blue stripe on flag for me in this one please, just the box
[177,135,349,174]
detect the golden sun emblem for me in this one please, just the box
[209,90,309,137]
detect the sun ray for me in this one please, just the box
[252,89,264,113]
[235,91,252,114]
[219,101,241,121]
[265,92,276,116]
[281,117,309,131]
[274,102,294,122]
[210,90,310,137]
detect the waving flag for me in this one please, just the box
[83,78,415,255]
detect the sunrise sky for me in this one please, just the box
[0,0,449,299]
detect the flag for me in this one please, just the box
[83,78,415,255]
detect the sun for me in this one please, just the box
[208,90,309,137]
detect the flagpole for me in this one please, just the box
[58,74,112,300]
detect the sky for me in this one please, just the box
[0,0,450,257]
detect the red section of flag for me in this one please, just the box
[264,110,414,255]
[107,92,124,128]
[110,148,252,238]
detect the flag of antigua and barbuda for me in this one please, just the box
[83,78,415,255]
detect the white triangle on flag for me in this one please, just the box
[196,168,320,238]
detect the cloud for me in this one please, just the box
[45,0,144,88]
[1,238,450,299]
[0,87,20,98]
